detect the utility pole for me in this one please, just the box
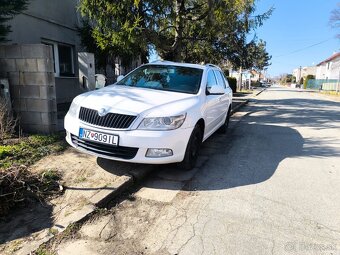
[299,66,302,84]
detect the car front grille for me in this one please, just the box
[79,107,137,129]
[71,135,138,160]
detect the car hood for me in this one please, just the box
[78,85,197,116]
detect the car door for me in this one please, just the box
[203,69,225,136]
[214,70,231,116]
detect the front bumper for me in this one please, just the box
[64,113,193,164]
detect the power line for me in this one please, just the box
[273,38,334,58]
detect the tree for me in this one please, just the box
[0,0,28,42]
[78,0,273,65]
[292,75,296,83]
[330,3,340,38]
[280,74,293,84]
[252,40,271,71]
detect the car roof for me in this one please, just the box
[146,60,220,70]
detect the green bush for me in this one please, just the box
[303,75,315,89]
[227,77,237,93]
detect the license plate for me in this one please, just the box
[79,128,119,146]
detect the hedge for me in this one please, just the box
[227,77,237,93]
[304,75,315,89]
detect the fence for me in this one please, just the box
[307,79,339,91]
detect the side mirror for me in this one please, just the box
[207,85,224,95]
[117,75,124,82]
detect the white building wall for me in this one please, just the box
[329,57,340,79]
[316,56,340,80]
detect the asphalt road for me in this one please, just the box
[57,86,340,255]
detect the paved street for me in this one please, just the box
[57,87,340,255]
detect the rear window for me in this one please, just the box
[116,65,203,94]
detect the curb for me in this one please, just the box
[30,166,155,254]
[230,88,266,116]
[255,88,266,96]
[230,99,249,116]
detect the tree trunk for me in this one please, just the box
[238,66,243,92]
[172,0,184,61]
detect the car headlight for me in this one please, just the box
[67,100,79,117]
[138,114,186,130]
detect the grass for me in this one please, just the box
[34,246,56,255]
[49,228,59,236]
[0,134,67,170]
[320,90,340,97]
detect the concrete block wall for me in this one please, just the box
[0,44,57,134]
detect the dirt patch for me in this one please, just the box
[0,147,141,255]
[47,197,165,255]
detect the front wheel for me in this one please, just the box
[178,125,203,170]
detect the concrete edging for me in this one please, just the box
[230,99,249,116]
[255,88,266,96]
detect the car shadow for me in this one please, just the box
[96,157,143,176]
[0,202,53,245]
[131,96,340,191]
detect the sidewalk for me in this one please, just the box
[232,88,265,113]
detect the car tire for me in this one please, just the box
[218,106,231,134]
[179,124,203,170]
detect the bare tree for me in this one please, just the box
[330,3,340,38]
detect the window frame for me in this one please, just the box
[206,69,218,89]
[42,40,75,77]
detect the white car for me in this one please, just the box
[64,61,232,169]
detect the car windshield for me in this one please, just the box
[116,65,203,94]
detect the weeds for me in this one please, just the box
[0,134,67,169]
[34,245,56,255]
[0,166,62,217]
[0,134,67,217]
[0,97,17,142]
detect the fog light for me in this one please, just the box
[146,148,173,158]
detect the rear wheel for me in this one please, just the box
[179,125,203,170]
[218,107,231,134]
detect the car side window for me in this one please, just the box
[221,72,230,88]
[214,70,226,89]
[207,70,218,90]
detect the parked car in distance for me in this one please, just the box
[260,82,271,88]
[64,61,233,169]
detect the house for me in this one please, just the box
[315,52,340,80]
[0,0,95,133]
[250,70,265,82]
[292,66,316,83]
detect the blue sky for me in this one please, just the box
[254,0,340,77]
